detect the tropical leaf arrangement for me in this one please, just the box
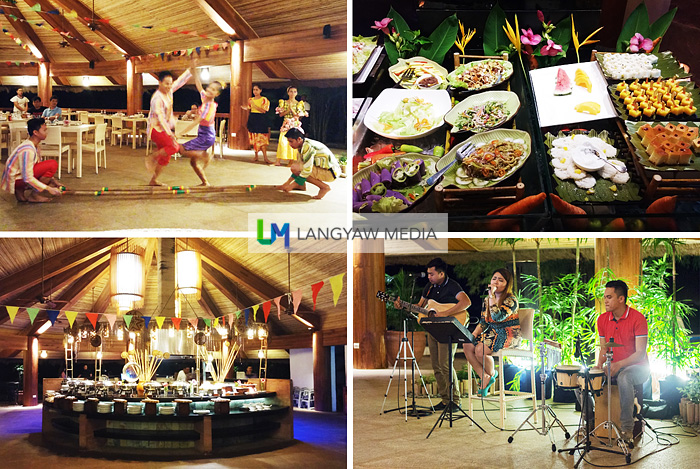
[373,7,458,66]
[616,2,677,53]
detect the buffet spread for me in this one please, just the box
[352,8,700,231]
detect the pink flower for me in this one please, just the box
[520,28,542,46]
[537,10,545,23]
[629,33,653,53]
[371,18,392,35]
[540,39,563,56]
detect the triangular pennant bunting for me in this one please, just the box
[123,314,133,329]
[330,273,345,306]
[273,296,282,320]
[6,306,19,324]
[65,310,78,327]
[235,311,241,318]
[203,318,211,327]
[292,289,303,314]
[311,281,324,310]
[105,314,117,331]
[155,317,165,329]
[142,316,150,329]
[244,308,249,324]
[213,317,219,328]
[263,301,271,322]
[47,310,60,326]
[85,312,98,329]
[189,317,198,329]
[252,304,259,322]
[171,317,182,330]
[26,307,40,324]
[30,4,41,12]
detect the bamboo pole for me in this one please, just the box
[62,184,268,197]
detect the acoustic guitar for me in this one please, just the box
[376,291,468,325]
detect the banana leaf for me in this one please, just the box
[549,15,572,54]
[418,14,458,65]
[483,2,508,56]
[649,7,677,53]
[596,51,690,80]
[608,81,700,121]
[544,130,641,203]
[616,3,650,52]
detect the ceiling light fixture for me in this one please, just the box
[36,321,52,335]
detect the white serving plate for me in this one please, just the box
[529,61,617,127]
[363,88,451,140]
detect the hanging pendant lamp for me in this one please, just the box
[110,241,146,312]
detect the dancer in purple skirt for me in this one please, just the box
[177,63,224,186]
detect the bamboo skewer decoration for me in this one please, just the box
[210,340,241,383]
[61,185,270,197]
[125,348,170,382]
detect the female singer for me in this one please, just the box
[463,268,520,396]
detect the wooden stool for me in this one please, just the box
[594,383,643,438]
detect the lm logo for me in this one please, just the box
[257,219,290,248]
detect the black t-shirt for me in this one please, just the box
[30,106,47,118]
[421,276,464,304]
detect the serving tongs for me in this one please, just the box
[584,147,628,173]
[422,142,476,186]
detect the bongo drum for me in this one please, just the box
[578,368,605,394]
[555,365,580,389]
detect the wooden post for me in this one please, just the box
[230,40,252,149]
[23,336,38,406]
[594,238,641,311]
[38,62,51,104]
[353,239,387,369]
[312,331,331,411]
[126,58,143,115]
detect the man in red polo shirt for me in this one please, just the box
[595,279,649,445]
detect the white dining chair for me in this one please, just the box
[40,126,71,179]
[80,123,107,174]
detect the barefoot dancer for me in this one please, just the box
[146,68,192,186]
[1,118,63,203]
[177,67,223,186]
[277,128,340,200]
[242,84,271,164]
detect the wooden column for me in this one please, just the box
[312,331,331,412]
[38,62,51,104]
[353,239,387,369]
[594,238,641,310]
[23,336,38,406]
[126,58,143,115]
[230,40,252,149]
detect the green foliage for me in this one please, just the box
[679,371,700,404]
[630,255,700,370]
[382,8,457,65]
[384,269,421,330]
[419,14,459,65]
[453,261,505,293]
[482,2,510,56]
[616,2,677,52]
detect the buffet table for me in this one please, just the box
[41,378,293,459]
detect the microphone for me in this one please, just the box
[407,272,426,278]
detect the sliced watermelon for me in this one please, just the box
[554,68,572,96]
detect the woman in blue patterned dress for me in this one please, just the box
[463,268,520,396]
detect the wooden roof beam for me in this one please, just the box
[197,286,221,319]
[106,75,126,85]
[2,7,53,61]
[52,60,126,76]
[52,76,69,86]
[192,0,296,80]
[243,24,347,62]
[201,261,288,336]
[25,0,104,63]
[0,238,121,303]
[0,64,39,76]
[52,0,145,57]
[191,239,286,301]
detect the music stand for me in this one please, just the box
[421,317,485,438]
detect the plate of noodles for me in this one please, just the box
[437,129,531,188]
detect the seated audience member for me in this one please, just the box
[41,96,62,121]
[30,97,47,118]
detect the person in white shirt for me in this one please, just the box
[176,366,191,382]
[10,88,29,114]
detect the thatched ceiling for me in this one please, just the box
[0,0,346,85]
[0,237,347,357]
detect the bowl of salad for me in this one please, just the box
[443,90,521,134]
[363,89,451,140]
[388,56,448,90]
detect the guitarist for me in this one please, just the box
[395,258,471,411]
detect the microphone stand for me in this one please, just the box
[406,276,432,418]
